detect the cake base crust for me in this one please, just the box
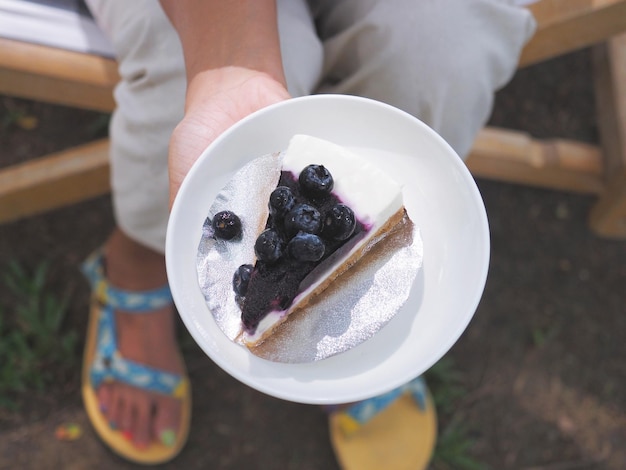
[241,206,409,347]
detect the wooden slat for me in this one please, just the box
[467,127,605,194]
[0,68,116,112]
[521,0,626,67]
[589,33,626,238]
[0,139,111,224]
[0,38,117,112]
[0,38,118,87]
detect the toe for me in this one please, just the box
[153,395,181,447]
[119,392,135,434]
[97,382,113,417]
[108,386,125,431]
[131,394,153,449]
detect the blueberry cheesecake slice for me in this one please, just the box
[235,135,408,347]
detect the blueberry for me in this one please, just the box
[284,204,322,237]
[287,232,325,262]
[323,204,356,240]
[233,264,253,296]
[211,210,242,240]
[269,186,295,218]
[299,164,334,196]
[254,229,283,262]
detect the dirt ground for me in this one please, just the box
[1,49,625,470]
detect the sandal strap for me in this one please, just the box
[82,250,173,313]
[82,249,187,399]
[334,377,428,436]
[89,302,188,399]
[88,301,188,399]
[92,360,188,399]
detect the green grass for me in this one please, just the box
[0,261,77,409]
[433,420,488,470]
[426,357,488,470]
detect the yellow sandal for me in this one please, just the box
[81,250,192,465]
[329,377,437,470]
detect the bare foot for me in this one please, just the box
[96,228,185,449]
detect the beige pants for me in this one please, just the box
[85,0,535,253]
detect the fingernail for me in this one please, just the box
[122,430,133,441]
[160,429,176,447]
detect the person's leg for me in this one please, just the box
[84,0,323,454]
[308,2,535,468]
[277,0,324,97]
[83,0,187,450]
[99,229,184,447]
[311,0,536,159]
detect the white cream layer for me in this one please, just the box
[282,135,403,229]
[243,135,404,345]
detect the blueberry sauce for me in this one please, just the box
[240,170,366,333]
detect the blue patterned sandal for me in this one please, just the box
[329,377,437,470]
[80,250,191,465]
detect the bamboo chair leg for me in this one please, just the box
[589,34,626,238]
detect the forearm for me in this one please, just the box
[159,0,286,86]
[160,0,291,206]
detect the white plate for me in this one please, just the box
[166,95,489,404]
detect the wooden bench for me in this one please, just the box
[466,0,626,238]
[2,0,626,238]
[0,36,117,223]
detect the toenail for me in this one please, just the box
[160,429,176,447]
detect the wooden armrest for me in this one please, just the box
[0,37,118,87]
[0,38,118,111]
[0,139,111,224]
[468,127,604,194]
[521,0,626,67]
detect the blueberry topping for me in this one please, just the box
[233,264,253,296]
[212,210,242,240]
[299,164,334,196]
[238,167,367,334]
[254,229,283,262]
[287,232,326,262]
[269,186,296,218]
[242,308,265,331]
[323,204,356,240]
[284,203,322,237]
